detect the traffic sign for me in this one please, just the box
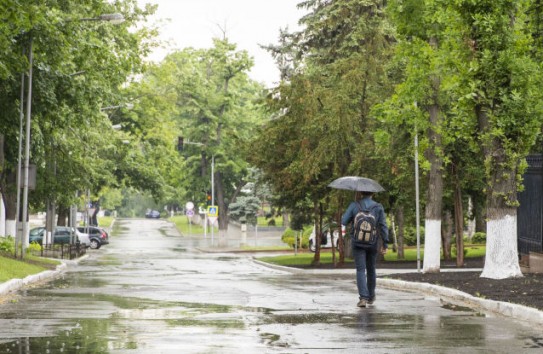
[186,209,194,217]
[208,216,218,225]
[207,205,218,217]
[185,201,194,210]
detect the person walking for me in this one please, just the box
[341,191,389,308]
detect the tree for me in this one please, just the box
[451,0,543,279]
[0,1,157,237]
[228,196,261,225]
[386,0,459,272]
[255,0,395,265]
[155,38,266,231]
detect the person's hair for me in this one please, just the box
[355,191,374,199]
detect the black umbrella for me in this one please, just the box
[328,176,385,192]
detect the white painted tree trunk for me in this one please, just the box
[423,219,441,272]
[0,196,5,236]
[5,219,16,238]
[481,214,523,279]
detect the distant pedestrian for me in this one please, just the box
[341,191,389,307]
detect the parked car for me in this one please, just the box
[77,226,109,249]
[29,226,86,246]
[145,209,160,219]
[308,224,341,252]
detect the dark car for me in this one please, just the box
[145,209,160,219]
[29,226,82,245]
[77,226,110,249]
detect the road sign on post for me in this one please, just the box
[207,206,218,217]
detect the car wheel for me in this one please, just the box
[90,239,101,249]
[309,240,316,253]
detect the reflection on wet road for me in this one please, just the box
[0,219,542,353]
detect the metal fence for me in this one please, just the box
[518,154,543,255]
[34,243,87,260]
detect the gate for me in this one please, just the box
[517,154,543,255]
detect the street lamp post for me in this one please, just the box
[16,13,125,258]
[19,37,34,256]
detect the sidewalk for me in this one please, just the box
[252,257,543,327]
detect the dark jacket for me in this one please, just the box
[341,197,389,249]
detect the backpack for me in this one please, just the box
[352,202,379,248]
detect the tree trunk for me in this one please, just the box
[0,133,3,167]
[1,171,18,237]
[423,79,444,271]
[441,210,453,260]
[475,206,486,233]
[476,106,522,279]
[422,36,444,273]
[215,171,229,230]
[395,206,405,260]
[336,211,344,266]
[57,206,69,226]
[282,211,289,228]
[453,166,465,267]
[312,200,321,265]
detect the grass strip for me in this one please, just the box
[0,254,59,282]
[258,245,486,267]
[169,215,217,235]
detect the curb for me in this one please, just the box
[252,258,355,275]
[378,278,543,327]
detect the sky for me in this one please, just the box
[136,0,305,87]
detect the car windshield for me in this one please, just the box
[30,228,44,236]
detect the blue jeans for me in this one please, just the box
[352,246,377,300]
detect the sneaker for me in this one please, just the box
[357,299,367,308]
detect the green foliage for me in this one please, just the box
[147,38,266,228]
[0,1,161,221]
[253,0,396,229]
[117,188,161,217]
[281,227,311,249]
[169,215,217,235]
[97,216,114,228]
[402,226,425,246]
[27,242,42,254]
[228,196,261,225]
[0,254,58,282]
[471,232,487,244]
[0,236,14,253]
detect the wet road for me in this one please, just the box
[1,218,542,353]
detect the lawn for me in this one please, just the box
[169,215,218,235]
[258,245,486,267]
[0,254,60,282]
[97,216,114,228]
[257,216,283,227]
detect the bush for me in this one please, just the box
[281,227,311,248]
[0,236,15,253]
[0,237,41,255]
[403,226,425,246]
[27,242,42,253]
[472,232,486,244]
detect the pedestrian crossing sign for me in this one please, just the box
[207,206,218,217]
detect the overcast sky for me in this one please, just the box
[136,0,305,87]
